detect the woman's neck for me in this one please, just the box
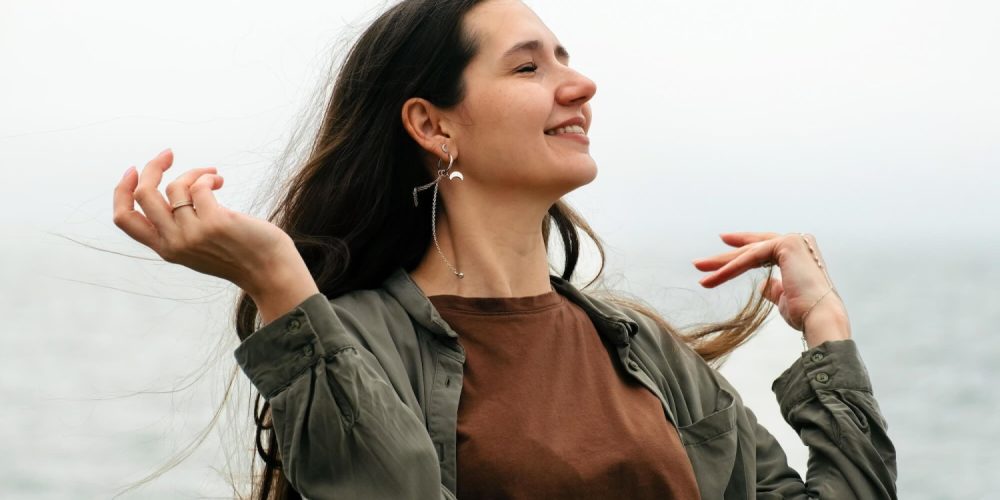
[409,204,554,299]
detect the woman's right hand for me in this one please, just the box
[113,148,318,312]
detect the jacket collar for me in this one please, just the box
[381,266,639,347]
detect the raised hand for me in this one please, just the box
[113,148,318,322]
[692,232,851,348]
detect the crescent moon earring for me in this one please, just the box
[441,144,463,181]
[410,143,464,279]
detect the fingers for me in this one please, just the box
[693,232,781,271]
[113,148,225,258]
[113,165,160,250]
[698,240,777,288]
[165,167,218,223]
[719,232,781,248]
[133,148,177,236]
[692,246,748,271]
[189,173,224,217]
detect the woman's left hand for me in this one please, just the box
[692,232,851,347]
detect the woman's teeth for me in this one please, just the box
[545,125,585,136]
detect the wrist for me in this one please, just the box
[802,301,851,349]
[243,246,320,326]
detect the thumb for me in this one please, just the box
[759,277,784,305]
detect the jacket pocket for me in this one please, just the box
[678,386,739,499]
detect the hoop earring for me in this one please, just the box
[411,144,464,279]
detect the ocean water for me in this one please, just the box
[1,230,995,499]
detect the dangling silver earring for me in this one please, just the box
[412,144,464,279]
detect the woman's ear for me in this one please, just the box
[401,97,456,162]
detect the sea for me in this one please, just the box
[2,229,996,499]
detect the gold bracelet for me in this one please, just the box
[797,233,837,349]
[800,286,837,340]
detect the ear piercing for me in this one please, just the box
[411,144,465,279]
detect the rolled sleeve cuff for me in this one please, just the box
[771,339,873,418]
[234,292,330,399]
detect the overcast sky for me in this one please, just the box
[1,0,996,257]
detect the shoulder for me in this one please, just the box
[328,287,398,324]
[324,287,415,349]
[579,291,707,370]
[623,304,722,383]
[581,291,744,418]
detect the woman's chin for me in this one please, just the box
[570,161,599,186]
[550,162,598,196]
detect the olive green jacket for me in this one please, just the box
[234,267,897,499]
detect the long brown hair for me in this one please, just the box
[237,1,775,498]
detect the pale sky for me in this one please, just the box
[1,0,996,253]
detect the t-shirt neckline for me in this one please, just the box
[428,289,563,315]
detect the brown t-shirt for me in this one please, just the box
[428,289,701,500]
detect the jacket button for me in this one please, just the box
[627,361,639,371]
[287,318,302,332]
[815,372,830,383]
[811,352,825,362]
[302,344,315,357]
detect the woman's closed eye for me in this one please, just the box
[515,62,538,74]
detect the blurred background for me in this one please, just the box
[1,0,996,498]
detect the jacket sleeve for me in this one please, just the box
[233,293,457,500]
[754,339,897,499]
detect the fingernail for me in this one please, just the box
[122,165,135,178]
[159,147,172,156]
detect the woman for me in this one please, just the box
[112,0,897,498]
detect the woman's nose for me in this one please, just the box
[556,68,597,107]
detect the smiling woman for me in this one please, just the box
[112,0,896,498]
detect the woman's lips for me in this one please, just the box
[546,132,590,145]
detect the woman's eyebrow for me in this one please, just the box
[501,40,570,62]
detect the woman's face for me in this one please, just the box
[445,0,598,201]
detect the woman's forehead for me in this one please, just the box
[465,0,559,56]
